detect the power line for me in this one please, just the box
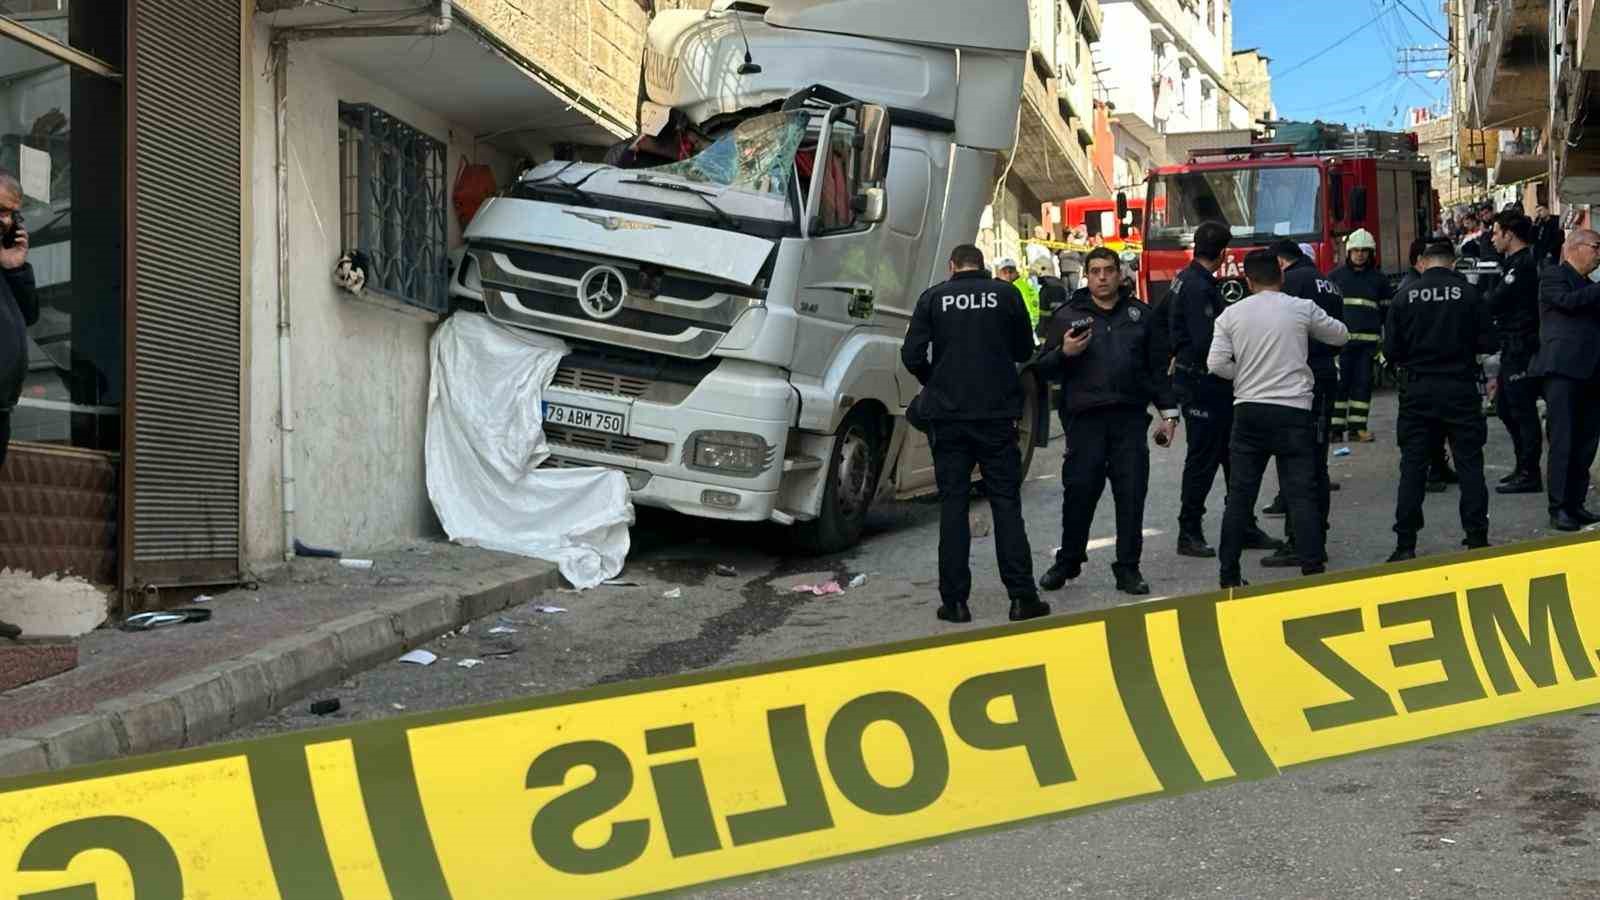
[1395,0,1459,55]
[1272,3,1395,81]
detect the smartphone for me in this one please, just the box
[2,213,23,249]
[1068,323,1090,339]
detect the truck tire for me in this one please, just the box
[792,408,885,555]
[1017,368,1043,477]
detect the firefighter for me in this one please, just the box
[1033,257,1070,332]
[1383,241,1495,560]
[1328,229,1390,443]
[1169,221,1281,558]
[1034,247,1179,597]
[1487,211,1544,495]
[998,258,1041,332]
[902,244,1050,624]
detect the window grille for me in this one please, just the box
[338,101,448,314]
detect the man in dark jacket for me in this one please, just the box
[1034,247,1178,596]
[1488,211,1544,495]
[0,173,36,469]
[1169,221,1280,558]
[902,244,1049,624]
[1328,229,1391,442]
[1533,205,1564,265]
[1531,228,1600,531]
[1384,241,1496,559]
[1395,236,1460,493]
[1033,259,1070,334]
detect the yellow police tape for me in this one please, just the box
[4,535,1600,898]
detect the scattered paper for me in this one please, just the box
[663,588,682,599]
[391,703,407,711]
[192,594,213,603]
[848,574,867,589]
[535,605,568,614]
[792,581,844,596]
[1440,837,1457,845]
[339,558,375,570]
[1333,447,1352,457]
[488,625,518,635]
[457,658,483,669]
[398,649,437,666]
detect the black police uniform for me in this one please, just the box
[1530,262,1600,526]
[1328,259,1392,438]
[1396,266,1460,489]
[1035,287,1177,593]
[902,269,1043,619]
[1384,266,1495,552]
[1035,274,1070,332]
[1168,260,1272,553]
[1487,246,1543,489]
[1277,256,1344,560]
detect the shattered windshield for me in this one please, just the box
[649,110,807,199]
[1147,166,1323,245]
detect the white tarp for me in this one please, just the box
[425,313,633,589]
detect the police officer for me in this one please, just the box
[1262,239,1344,570]
[1169,221,1280,558]
[1383,241,1495,560]
[1487,211,1544,495]
[1396,235,1461,493]
[1035,247,1179,597]
[902,244,1050,624]
[1329,229,1391,443]
[1531,228,1600,532]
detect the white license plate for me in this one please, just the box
[543,402,625,435]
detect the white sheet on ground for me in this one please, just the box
[425,313,633,589]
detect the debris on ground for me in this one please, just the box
[122,609,212,631]
[488,625,518,635]
[398,649,438,666]
[192,594,213,604]
[391,703,407,711]
[848,574,868,589]
[535,605,568,614]
[339,558,375,570]
[309,698,341,716]
[603,580,640,587]
[457,658,484,669]
[663,588,683,599]
[1333,447,1352,457]
[715,564,738,577]
[792,581,844,596]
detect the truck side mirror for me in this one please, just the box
[1350,185,1368,222]
[855,187,887,224]
[1116,191,1129,235]
[1330,173,1345,221]
[858,104,891,185]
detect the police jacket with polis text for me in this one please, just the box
[902,269,1036,421]
[1036,288,1177,419]
[1167,259,1225,374]
[1281,257,1346,375]
[1384,266,1494,379]
[1328,260,1391,344]
[1487,246,1541,363]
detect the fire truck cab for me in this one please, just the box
[1139,134,1435,305]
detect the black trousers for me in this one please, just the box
[1179,373,1243,536]
[1496,356,1543,479]
[931,419,1036,605]
[1395,375,1488,546]
[1336,342,1377,434]
[1283,372,1336,548]
[1057,405,1149,572]
[1221,403,1321,581]
[1543,375,1600,516]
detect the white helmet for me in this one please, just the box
[996,257,1019,272]
[1346,228,1377,251]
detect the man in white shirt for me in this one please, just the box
[1207,249,1350,588]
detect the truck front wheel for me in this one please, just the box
[792,409,885,555]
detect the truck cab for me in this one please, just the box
[449,0,1044,553]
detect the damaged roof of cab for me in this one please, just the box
[756,0,1030,54]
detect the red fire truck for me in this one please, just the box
[1138,132,1436,305]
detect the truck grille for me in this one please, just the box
[544,424,670,462]
[553,366,651,399]
[539,455,652,490]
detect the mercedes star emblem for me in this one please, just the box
[1220,279,1246,303]
[577,265,629,321]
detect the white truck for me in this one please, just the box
[450,0,1046,553]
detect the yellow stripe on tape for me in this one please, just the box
[2,536,1600,899]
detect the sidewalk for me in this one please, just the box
[0,542,562,777]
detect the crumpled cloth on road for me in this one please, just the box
[425,312,634,589]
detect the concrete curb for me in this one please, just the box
[0,561,564,778]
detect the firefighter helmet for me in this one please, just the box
[1346,228,1377,251]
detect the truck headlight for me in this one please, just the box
[684,431,774,477]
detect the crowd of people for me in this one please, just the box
[902,206,1600,625]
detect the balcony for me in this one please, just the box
[1014,58,1099,201]
[1467,0,1550,128]
[1493,127,1548,183]
[1552,0,1600,201]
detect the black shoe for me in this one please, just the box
[1242,526,1285,551]
[1302,564,1327,576]
[1114,568,1151,595]
[1009,597,1052,622]
[1177,534,1217,558]
[937,601,972,623]
[1463,533,1490,549]
[1388,547,1416,563]
[1498,471,1520,485]
[1038,560,1081,591]
[1496,475,1542,495]
[1260,548,1301,568]
[1552,511,1585,532]
[1262,497,1287,516]
[1576,508,1600,526]
[1220,575,1250,589]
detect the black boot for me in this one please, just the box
[1496,474,1541,495]
[1262,495,1287,516]
[1260,546,1301,568]
[1038,559,1081,591]
[1387,546,1416,563]
[1552,510,1584,532]
[1498,471,1520,485]
[1242,524,1285,551]
[1463,532,1490,549]
[1177,529,1216,558]
[1575,508,1600,526]
[937,601,972,623]
[1113,565,1150,596]
[1009,596,1052,622]
[1220,573,1250,589]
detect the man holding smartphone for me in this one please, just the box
[1034,247,1179,596]
[0,172,35,469]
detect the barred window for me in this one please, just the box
[338,102,447,313]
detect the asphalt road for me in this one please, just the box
[225,389,1600,897]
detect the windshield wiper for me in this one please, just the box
[617,176,738,229]
[524,165,603,205]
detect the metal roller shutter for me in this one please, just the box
[125,1,242,594]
